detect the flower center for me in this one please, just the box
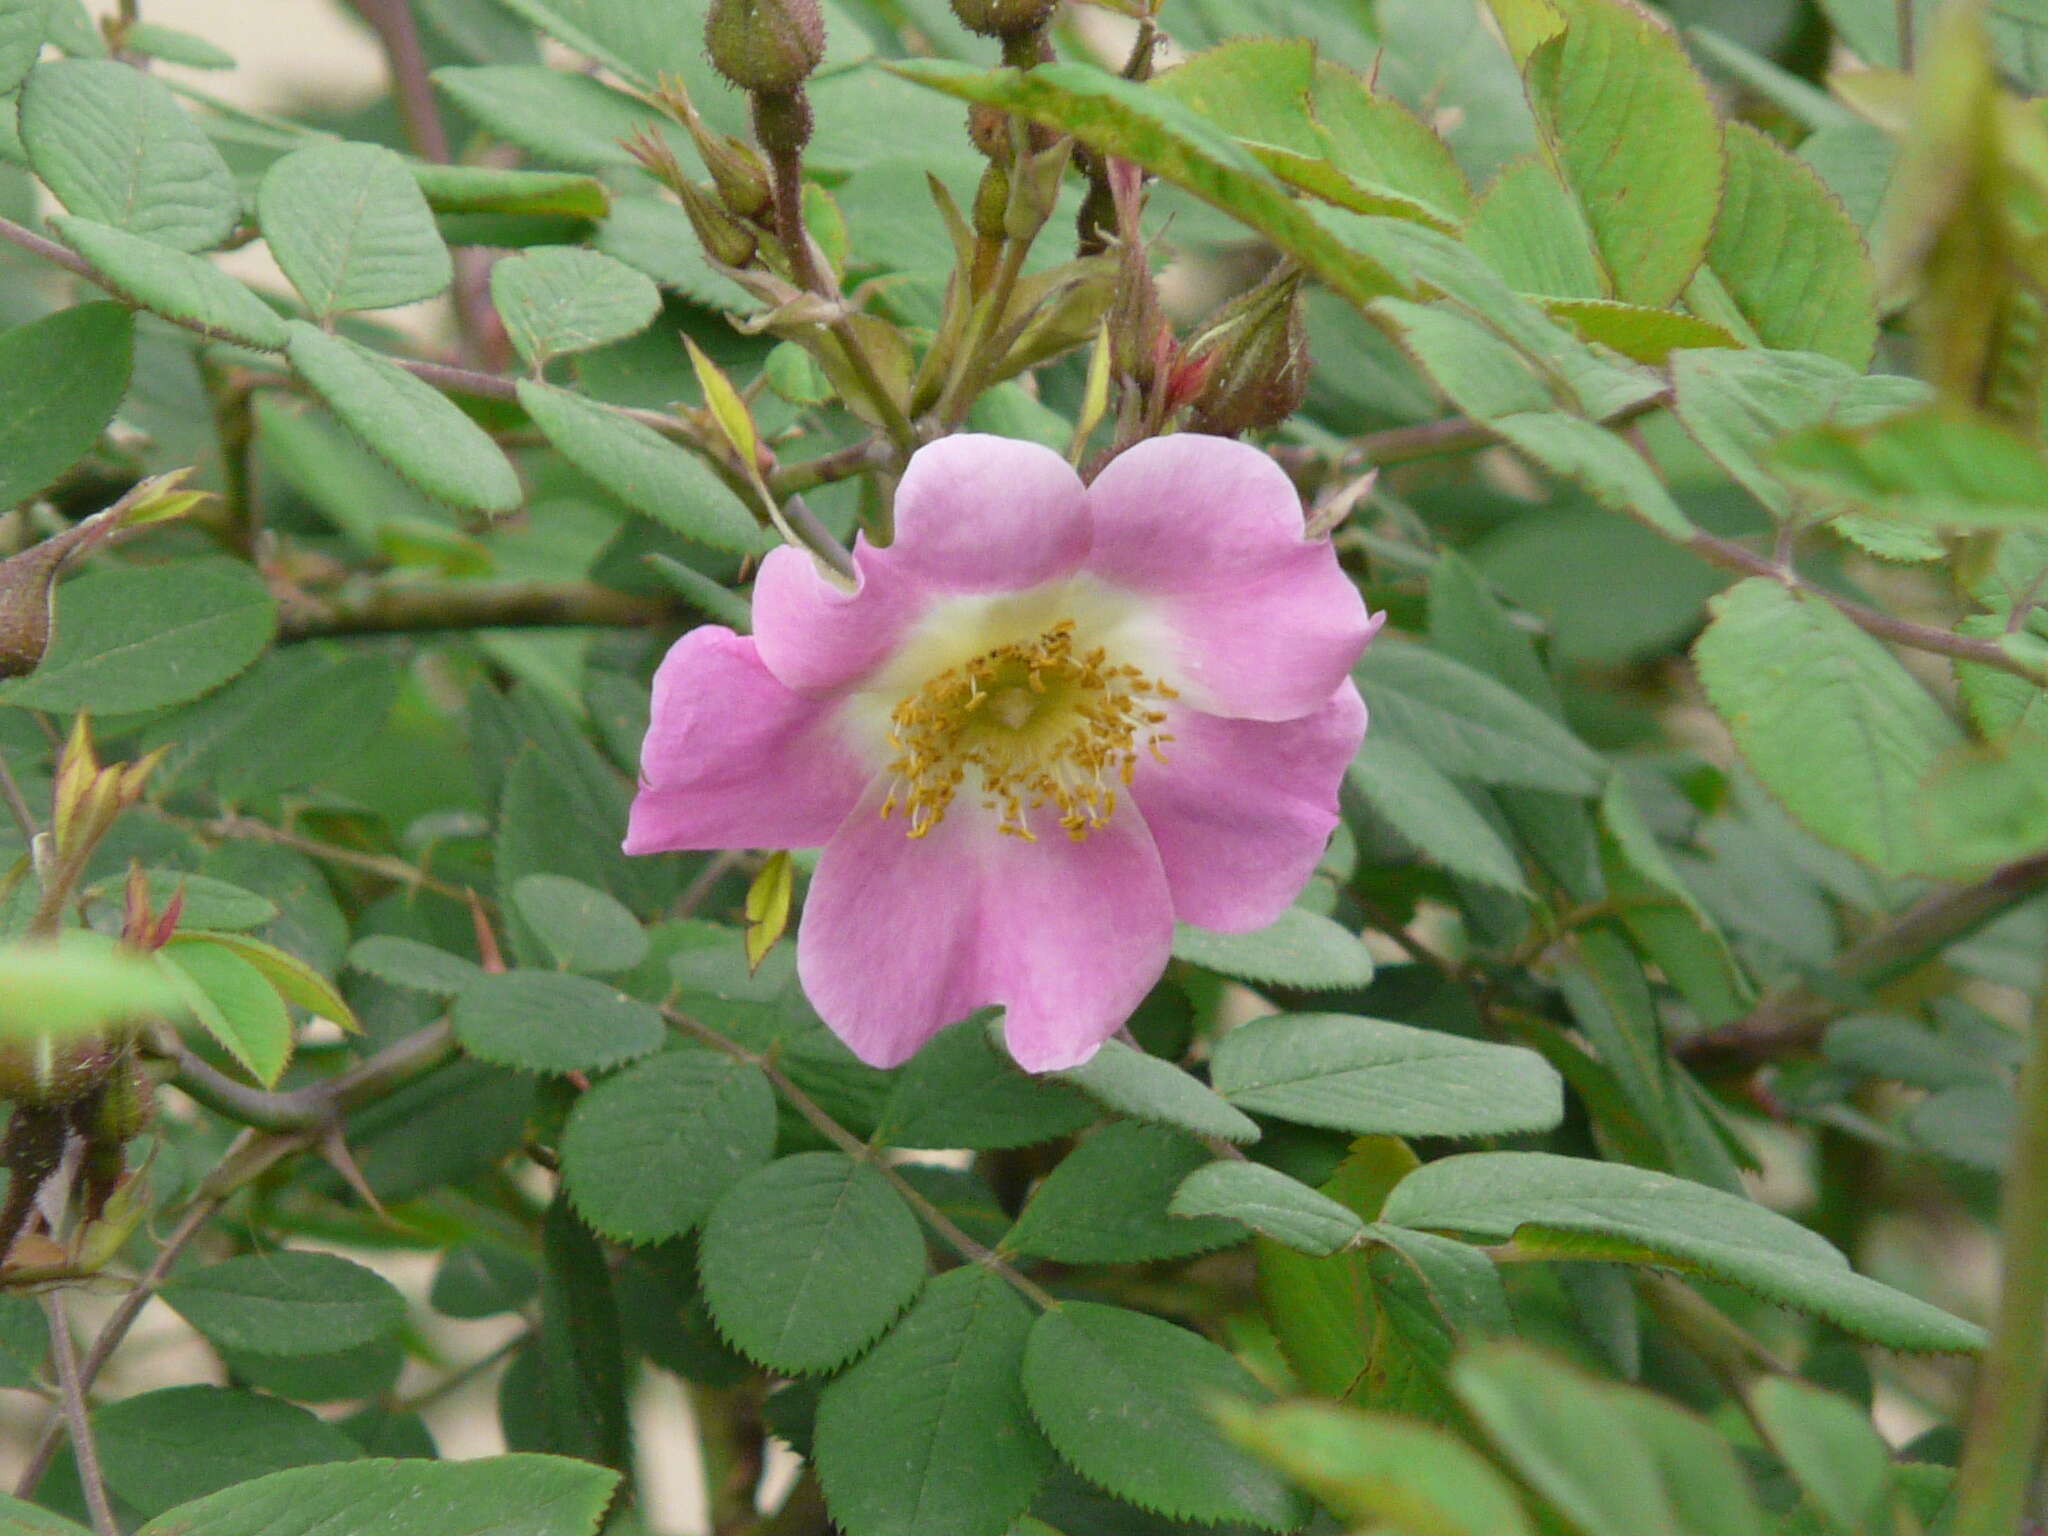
[881,619,1176,842]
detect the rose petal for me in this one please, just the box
[750,435,1091,697]
[1084,434,1375,718]
[1085,433,1312,587]
[1154,580,1382,722]
[750,542,924,697]
[624,627,873,853]
[889,433,1091,591]
[1133,683,1368,931]
[798,793,1174,1072]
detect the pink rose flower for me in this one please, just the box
[625,433,1381,1072]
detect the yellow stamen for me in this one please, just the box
[883,620,1176,841]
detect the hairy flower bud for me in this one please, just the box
[950,0,1059,39]
[705,0,825,94]
[1183,270,1310,436]
[0,1036,119,1108]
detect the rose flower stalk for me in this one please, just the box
[626,434,1380,1071]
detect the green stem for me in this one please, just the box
[347,0,504,370]
[761,129,918,461]
[199,360,258,558]
[1951,988,2048,1536]
[937,235,1031,430]
[769,437,889,497]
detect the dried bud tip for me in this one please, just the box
[705,0,825,95]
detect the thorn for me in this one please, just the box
[319,1125,390,1223]
[150,880,187,951]
[468,889,507,973]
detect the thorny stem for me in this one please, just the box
[664,1003,1059,1310]
[1951,985,2048,1536]
[1351,895,1459,978]
[9,1021,448,1499]
[0,1163,46,1272]
[770,437,891,495]
[278,579,686,640]
[17,1193,223,1499]
[676,849,747,920]
[1640,1271,1794,1385]
[157,1019,458,1133]
[1352,414,1500,468]
[391,1330,528,1414]
[828,319,920,466]
[766,135,822,296]
[42,1292,118,1536]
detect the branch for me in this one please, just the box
[1681,528,2048,685]
[345,0,505,369]
[1353,414,1497,468]
[1352,397,2048,688]
[1679,851,2048,1070]
[768,437,892,498]
[40,1292,118,1536]
[196,813,479,904]
[0,750,37,847]
[158,1019,457,1132]
[278,578,687,640]
[16,1192,219,1500]
[18,1017,449,1500]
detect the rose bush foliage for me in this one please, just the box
[0,0,2043,1534]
